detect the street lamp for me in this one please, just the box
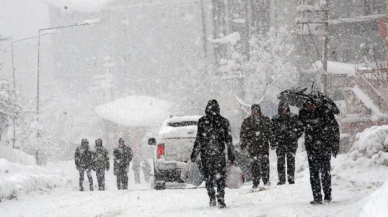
[36,20,100,120]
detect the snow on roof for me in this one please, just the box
[297,4,323,12]
[44,0,113,13]
[95,95,171,127]
[213,32,241,45]
[165,115,202,123]
[313,61,371,76]
[329,14,385,25]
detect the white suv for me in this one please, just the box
[148,115,201,190]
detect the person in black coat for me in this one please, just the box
[299,99,340,204]
[114,138,133,190]
[93,139,109,191]
[75,139,94,191]
[191,99,235,209]
[271,102,303,185]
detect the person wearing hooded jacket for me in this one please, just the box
[299,99,340,204]
[191,99,235,209]
[240,104,272,188]
[271,102,303,185]
[93,139,109,191]
[114,138,133,190]
[75,139,94,191]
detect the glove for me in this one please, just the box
[271,146,275,150]
[333,151,338,158]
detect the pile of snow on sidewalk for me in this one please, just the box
[0,159,72,201]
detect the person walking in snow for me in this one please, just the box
[93,139,109,191]
[114,138,133,190]
[75,138,94,191]
[240,104,272,188]
[299,98,339,204]
[191,99,235,208]
[142,160,151,183]
[271,102,303,185]
[132,157,141,184]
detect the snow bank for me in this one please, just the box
[43,0,112,13]
[95,95,171,127]
[0,159,72,201]
[0,145,36,166]
[360,179,388,217]
[353,125,388,158]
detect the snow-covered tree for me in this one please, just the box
[214,27,300,110]
[0,80,21,145]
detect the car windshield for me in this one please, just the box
[167,121,198,127]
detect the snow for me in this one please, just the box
[0,159,71,201]
[353,125,388,158]
[360,179,388,217]
[95,95,171,127]
[313,61,371,76]
[329,14,385,25]
[212,32,241,45]
[0,145,36,166]
[352,86,387,118]
[232,19,246,24]
[297,4,323,12]
[80,19,101,25]
[43,0,113,13]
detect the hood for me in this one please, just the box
[95,139,103,146]
[81,138,89,146]
[205,99,220,118]
[278,101,290,115]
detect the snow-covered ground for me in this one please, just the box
[1,126,388,216]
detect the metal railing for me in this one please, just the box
[355,70,388,113]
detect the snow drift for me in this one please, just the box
[360,179,388,217]
[0,145,36,166]
[0,159,72,201]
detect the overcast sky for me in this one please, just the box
[0,0,49,40]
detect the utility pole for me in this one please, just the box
[297,0,329,93]
[323,0,329,75]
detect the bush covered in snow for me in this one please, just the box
[0,159,72,201]
[352,125,388,159]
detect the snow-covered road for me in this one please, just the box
[0,173,375,217]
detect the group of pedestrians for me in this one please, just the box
[191,99,339,208]
[75,138,151,191]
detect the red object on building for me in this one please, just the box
[378,17,387,39]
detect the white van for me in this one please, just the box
[148,115,201,190]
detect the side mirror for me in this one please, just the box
[148,138,156,146]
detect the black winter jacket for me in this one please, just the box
[271,112,303,153]
[298,106,340,155]
[191,100,235,175]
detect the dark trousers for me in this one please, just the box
[203,158,226,200]
[79,169,93,190]
[277,151,296,184]
[116,169,129,190]
[252,153,270,187]
[307,152,332,201]
[96,169,105,190]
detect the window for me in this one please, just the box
[167,121,198,127]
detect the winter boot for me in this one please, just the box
[277,181,285,186]
[209,196,216,207]
[310,200,322,205]
[79,186,84,191]
[324,195,332,203]
[264,181,271,186]
[217,198,226,209]
[288,180,295,185]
